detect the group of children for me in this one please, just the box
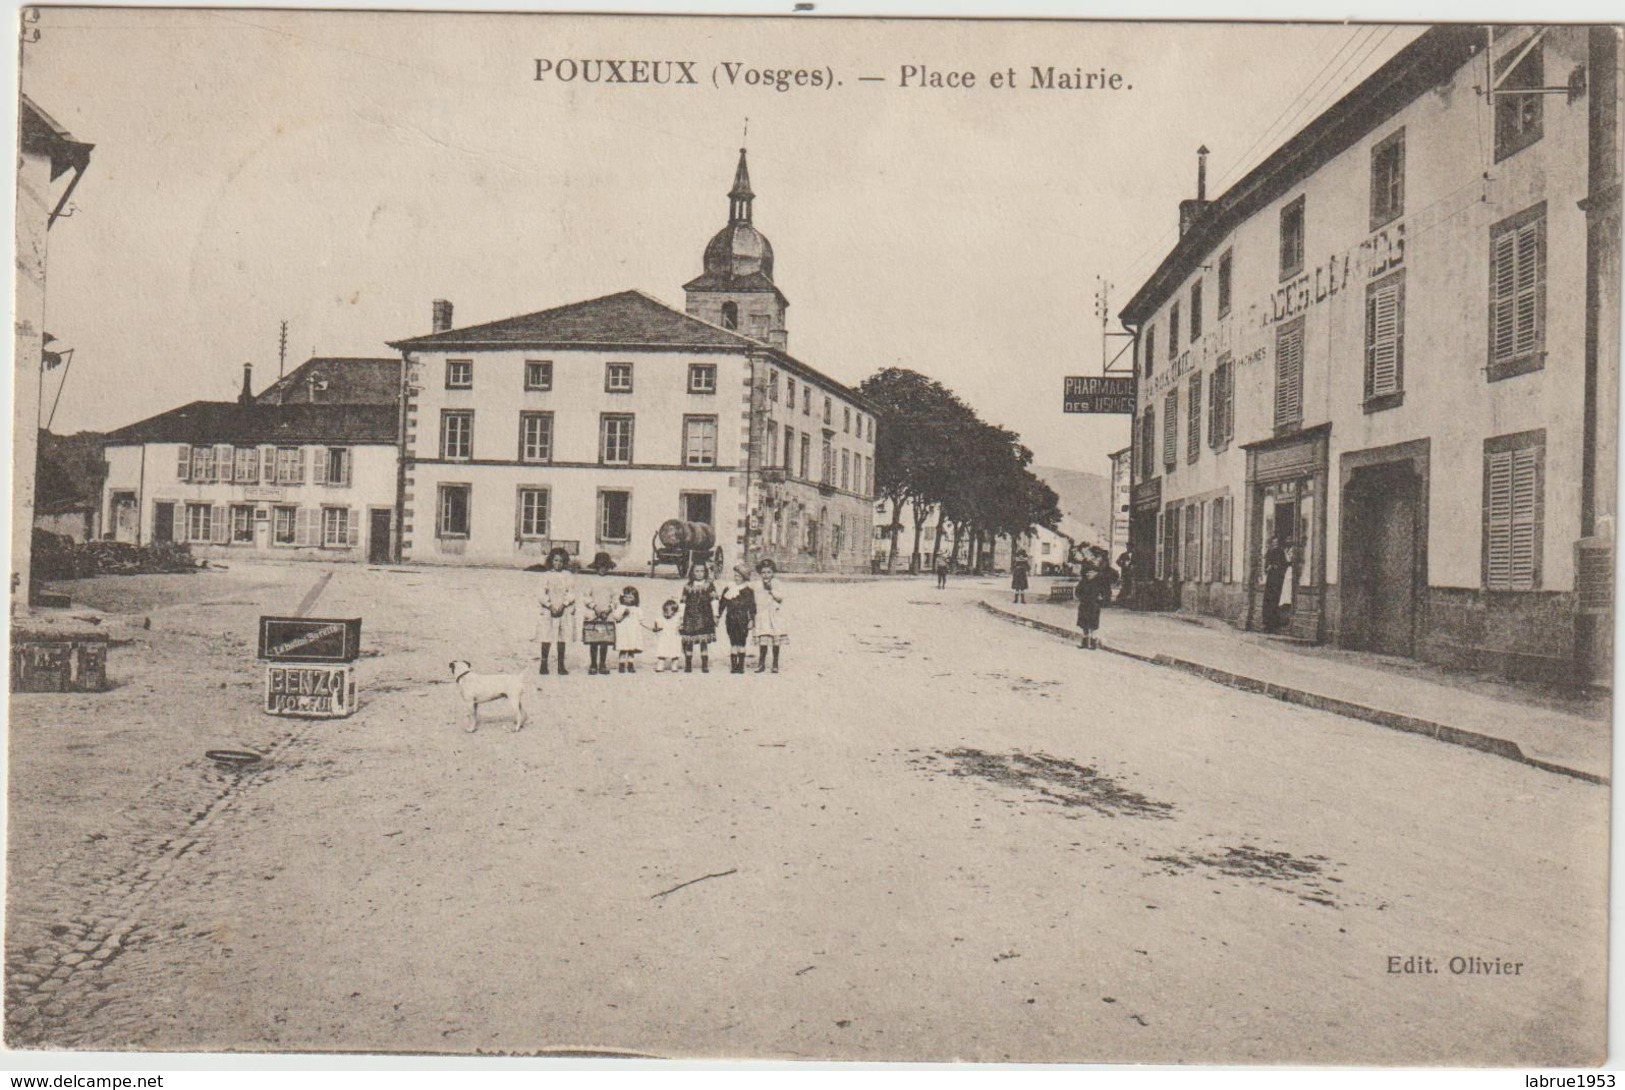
[534,547,788,676]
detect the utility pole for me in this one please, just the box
[278,319,289,378]
[1095,277,1135,373]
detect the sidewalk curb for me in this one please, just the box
[976,600,1608,787]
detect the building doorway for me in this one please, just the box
[369,509,393,564]
[1337,442,1430,658]
[152,501,174,544]
[111,491,138,543]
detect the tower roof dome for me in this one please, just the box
[701,147,773,282]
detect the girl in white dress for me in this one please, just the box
[650,600,683,673]
[536,547,577,676]
[754,559,787,673]
[611,586,645,674]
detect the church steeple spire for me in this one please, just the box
[729,147,754,224]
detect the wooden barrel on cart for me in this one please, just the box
[657,520,716,552]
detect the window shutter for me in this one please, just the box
[1162,390,1178,468]
[177,445,192,481]
[1490,228,1519,365]
[340,449,352,487]
[1508,446,1539,588]
[212,505,230,545]
[173,504,187,543]
[1366,278,1404,398]
[1513,218,1544,359]
[215,444,235,483]
[1486,449,1514,589]
[1275,324,1304,426]
[295,507,315,547]
[294,448,307,485]
[1187,373,1202,463]
[347,509,360,548]
[260,446,278,484]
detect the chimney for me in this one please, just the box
[1178,145,1213,237]
[238,362,253,406]
[432,299,454,333]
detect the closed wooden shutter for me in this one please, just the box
[173,504,188,543]
[340,449,352,487]
[1366,275,1405,398]
[177,445,192,481]
[1275,321,1304,427]
[1490,214,1545,367]
[294,507,315,547]
[1486,445,1541,590]
[294,447,307,485]
[346,509,360,547]
[1187,372,1202,463]
[211,505,230,545]
[1162,390,1178,469]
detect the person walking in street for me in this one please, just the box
[754,559,787,673]
[679,562,719,673]
[1263,534,1290,633]
[935,556,949,590]
[717,562,758,674]
[610,586,645,674]
[536,546,577,676]
[1011,552,1031,605]
[581,579,618,676]
[1093,547,1120,611]
[1075,553,1109,650]
[1116,548,1135,606]
[651,599,683,673]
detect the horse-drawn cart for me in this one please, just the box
[650,519,724,578]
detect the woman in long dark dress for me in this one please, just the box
[1011,553,1031,604]
[1075,559,1107,649]
[679,562,719,673]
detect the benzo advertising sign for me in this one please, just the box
[264,664,355,718]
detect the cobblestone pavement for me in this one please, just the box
[4,565,1609,1063]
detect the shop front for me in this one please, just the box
[1243,425,1329,641]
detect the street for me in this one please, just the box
[4,562,1608,1063]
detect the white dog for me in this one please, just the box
[448,660,528,733]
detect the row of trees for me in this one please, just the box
[859,367,1062,575]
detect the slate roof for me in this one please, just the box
[105,402,397,446]
[391,289,875,412]
[256,357,401,405]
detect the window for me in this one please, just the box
[821,438,834,484]
[1169,302,1181,358]
[800,434,811,479]
[1274,317,1305,431]
[176,445,192,481]
[1483,431,1545,591]
[1187,372,1203,464]
[605,362,633,393]
[525,360,553,391]
[683,415,719,467]
[185,503,213,543]
[1218,250,1233,317]
[803,387,811,415]
[520,412,554,463]
[769,370,780,401]
[1370,128,1405,229]
[323,447,351,486]
[843,407,851,433]
[441,410,473,460]
[273,506,296,545]
[321,507,352,548]
[1190,281,1203,342]
[1494,39,1544,162]
[1162,389,1178,471]
[1143,323,1155,376]
[1365,271,1406,404]
[1205,496,1233,582]
[1209,353,1235,450]
[518,488,550,539]
[192,446,216,483]
[598,490,631,543]
[721,302,739,330]
[824,396,832,425]
[784,425,795,471]
[234,447,259,485]
[438,484,471,538]
[1140,407,1157,480]
[841,450,851,491]
[1488,203,1547,380]
[1280,195,1305,280]
[769,425,779,467]
[275,446,305,485]
[600,414,634,465]
[446,359,472,389]
[1182,503,1204,581]
[689,364,717,394]
[787,377,796,408]
[230,504,255,544]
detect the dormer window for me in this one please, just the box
[721,302,739,330]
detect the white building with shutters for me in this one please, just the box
[1119,25,1619,686]
[100,358,402,563]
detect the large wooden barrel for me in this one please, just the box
[657,519,715,551]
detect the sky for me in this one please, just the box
[19,10,1425,475]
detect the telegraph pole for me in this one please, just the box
[278,320,289,378]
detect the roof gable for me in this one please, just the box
[389,290,756,352]
[105,401,397,446]
[256,357,401,406]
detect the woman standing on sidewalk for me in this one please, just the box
[536,547,578,676]
[1075,554,1110,650]
[1011,552,1031,605]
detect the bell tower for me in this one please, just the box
[684,148,789,349]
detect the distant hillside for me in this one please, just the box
[1032,464,1112,545]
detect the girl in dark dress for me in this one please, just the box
[1076,560,1106,649]
[1011,554,1031,604]
[717,562,758,674]
[679,562,718,673]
